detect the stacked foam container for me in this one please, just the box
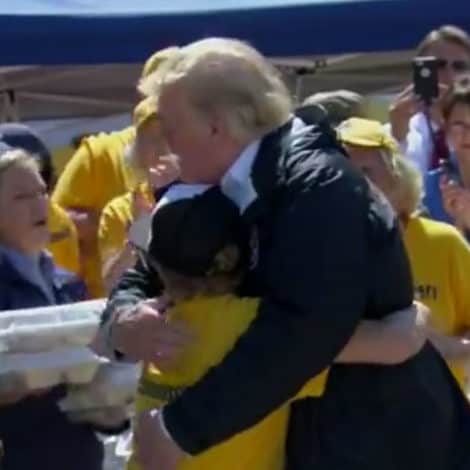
[0,299,140,424]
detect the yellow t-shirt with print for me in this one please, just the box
[52,127,136,298]
[98,186,154,267]
[47,201,80,275]
[129,295,328,470]
[403,216,470,388]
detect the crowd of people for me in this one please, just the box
[1,22,470,470]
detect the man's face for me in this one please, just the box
[345,145,396,197]
[423,40,470,86]
[158,83,228,184]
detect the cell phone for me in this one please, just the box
[413,56,439,105]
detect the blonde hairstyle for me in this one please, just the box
[392,156,424,216]
[0,149,40,186]
[417,25,470,56]
[140,38,292,141]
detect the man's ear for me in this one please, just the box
[212,244,240,274]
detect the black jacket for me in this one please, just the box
[103,119,470,469]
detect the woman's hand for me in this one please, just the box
[389,84,422,142]
[147,155,180,190]
[389,83,448,143]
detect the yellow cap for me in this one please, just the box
[133,97,157,129]
[141,46,180,79]
[338,118,400,155]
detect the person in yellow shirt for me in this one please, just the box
[128,184,430,470]
[98,97,179,293]
[0,123,80,275]
[52,47,179,298]
[48,201,80,274]
[339,117,470,388]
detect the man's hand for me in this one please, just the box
[135,408,186,470]
[111,299,194,366]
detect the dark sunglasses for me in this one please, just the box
[436,59,470,72]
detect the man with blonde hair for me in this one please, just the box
[102,38,470,470]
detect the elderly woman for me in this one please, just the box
[0,123,80,276]
[339,117,470,389]
[52,48,179,298]
[0,149,103,469]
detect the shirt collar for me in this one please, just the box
[221,139,261,189]
[220,139,261,213]
[220,118,305,212]
[0,245,55,291]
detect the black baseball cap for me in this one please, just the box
[148,185,250,277]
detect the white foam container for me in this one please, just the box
[0,347,102,391]
[0,299,105,353]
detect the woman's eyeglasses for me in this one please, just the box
[436,59,470,72]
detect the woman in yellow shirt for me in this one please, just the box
[339,117,470,388]
[98,97,179,294]
[52,47,179,298]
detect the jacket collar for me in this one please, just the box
[241,116,344,224]
[0,246,57,291]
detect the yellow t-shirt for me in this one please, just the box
[403,216,470,387]
[129,295,328,470]
[47,201,80,275]
[98,187,154,267]
[52,127,136,298]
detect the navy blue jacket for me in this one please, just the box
[0,252,103,470]
[105,119,470,469]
